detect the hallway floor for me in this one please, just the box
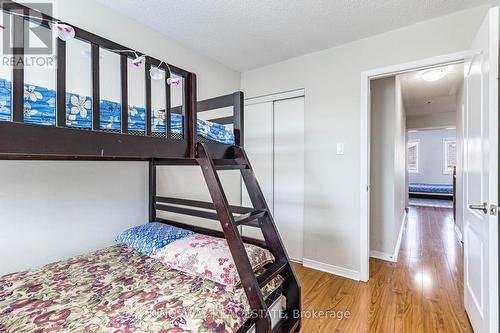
[293,206,472,332]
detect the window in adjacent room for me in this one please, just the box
[407,140,419,173]
[443,138,457,174]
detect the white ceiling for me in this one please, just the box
[400,63,464,117]
[95,0,490,71]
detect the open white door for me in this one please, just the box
[463,7,498,333]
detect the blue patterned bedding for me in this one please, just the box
[409,183,453,195]
[0,78,234,144]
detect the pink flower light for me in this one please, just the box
[167,77,181,85]
[53,23,75,41]
[132,55,145,67]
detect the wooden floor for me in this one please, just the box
[294,206,472,332]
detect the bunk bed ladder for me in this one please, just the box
[196,142,301,333]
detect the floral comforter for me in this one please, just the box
[0,244,282,333]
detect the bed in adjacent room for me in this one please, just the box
[409,183,453,197]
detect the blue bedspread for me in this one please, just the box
[409,183,453,195]
[0,78,234,144]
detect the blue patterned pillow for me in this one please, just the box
[116,222,194,256]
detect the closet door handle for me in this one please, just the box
[469,202,488,214]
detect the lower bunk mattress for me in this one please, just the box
[0,244,282,333]
[409,183,453,195]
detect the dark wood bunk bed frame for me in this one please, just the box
[0,2,301,332]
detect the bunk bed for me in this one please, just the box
[0,2,301,333]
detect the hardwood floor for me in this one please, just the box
[293,206,472,332]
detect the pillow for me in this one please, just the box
[152,233,275,286]
[115,222,194,256]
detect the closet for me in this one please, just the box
[242,90,305,262]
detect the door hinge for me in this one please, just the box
[490,204,498,216]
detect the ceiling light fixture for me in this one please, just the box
[421,68,447,82]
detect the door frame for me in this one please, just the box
[360,51,474,282]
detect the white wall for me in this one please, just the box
[241,6,488,275]
[369,76,406,257]
[0,162,147,274]
[407,111,457,129]
[0,0,240,275]
[394,76,407,250]
[408,128,456,185]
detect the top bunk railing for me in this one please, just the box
[172,91,244,147]
[0,1,243,160]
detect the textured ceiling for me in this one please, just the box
[400,63,464,117]
[95,0,491,71]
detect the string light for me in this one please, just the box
[131,52,145,67]
[5,10,75,41]
[167,77,181,85]
[149,66,165,80]
[149,61,181,85]
[5,10,179,84]
[53,22,75,41]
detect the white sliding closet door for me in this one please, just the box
[242,93,305,262]
[273,97,304,261]
[242,102,274,240]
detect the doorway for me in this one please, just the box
[368,63,470,328]
[361,7,498,331]
[368,63,463,260]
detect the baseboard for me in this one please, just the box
[302,258,360,281]
[454,224,463,242]
[393,212,407,262]
[370,250,397,262]
[370,212,407,263]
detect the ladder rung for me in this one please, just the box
[213,159,248,170]
[156,196,255,214]
[234,209,267,227]
[258,258,288,288]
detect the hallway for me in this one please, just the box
[294,206,472,332]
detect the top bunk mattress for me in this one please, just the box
[0,79,235,145]
[0,244,282,333]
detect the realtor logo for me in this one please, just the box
[1,2,56,68]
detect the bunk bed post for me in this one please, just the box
[233,91,244,147]
[145,57,152,137]
[56,39,67,127]
[187,72,197,158]
[149,159,156,222]
[11,7,24,123]
[166,69,172,139]
[120,54,128,133]
[91,43,100,131]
